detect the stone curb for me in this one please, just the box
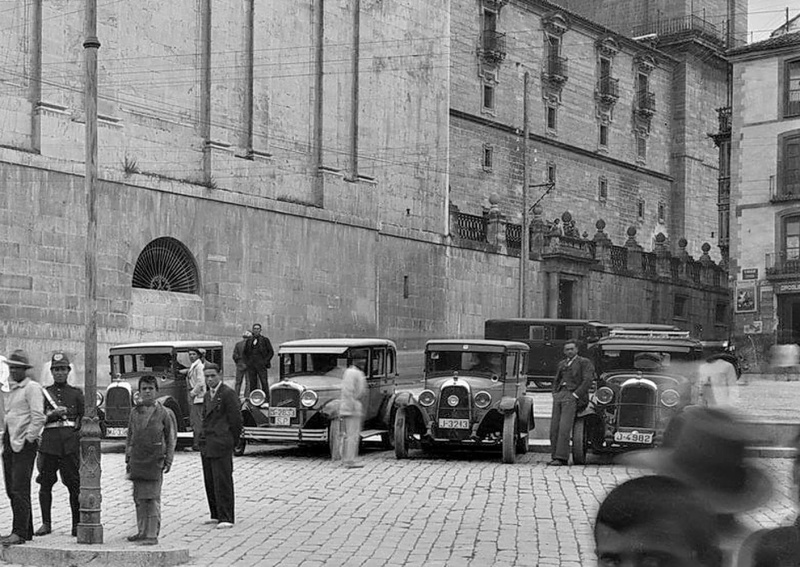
[1,539,191,567]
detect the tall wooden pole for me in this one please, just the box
[78,0,103,544]
[519,72,529,318]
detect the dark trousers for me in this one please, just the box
[233,367,247,398]
[246,366,268,392]
[201,453,235,524]
[190,403,204,451]
[550,389,577,463]
[37,451,80,527]
[2,435,37,540]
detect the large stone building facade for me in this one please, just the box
[0,0,730,383]
[729,31,800,367]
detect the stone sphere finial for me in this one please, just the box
[532,204,543,216]
[561,211,573,223]
[596,219,606,231]
[627,226,637,237]
[701,242,711,253]
[655,232,666,243]
[678,237,688,249]
[489,193,501,206]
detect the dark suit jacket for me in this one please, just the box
[200,383,243,458]
[243,335,274,369]
[552,355,595,400]
[232,339,248,372]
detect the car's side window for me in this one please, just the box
[350,348,369,376]
[387,349,396,375]
[372,348,386,378]
[519,353,527,376]
[505,352,517,379]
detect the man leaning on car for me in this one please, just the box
[549,341,594,466]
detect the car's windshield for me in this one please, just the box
[426,350,503,377]
[111,352,172,375]
[281,351,367,378]
[597,348,698,375]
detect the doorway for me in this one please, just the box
[558,279,574,318]
[778,294,800,344]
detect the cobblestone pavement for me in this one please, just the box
[0,441,796,567]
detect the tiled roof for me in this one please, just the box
[727,30,800,57]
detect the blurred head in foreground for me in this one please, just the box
[595,475,722,567]
[737,527,800,567]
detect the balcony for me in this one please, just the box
[766,252,800,280]
[596,76,619,104]
[631,14,726,48]
[717,106,731,133]
[718,177,730,203]
[543,55,568,85]
[770,174,800,203]
[479,31,507,64]
[636,91,656,117]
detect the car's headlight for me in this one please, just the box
[660,389,680,408]
[95,391,104,408]
[249,389,267,406]
[474,391,491,409]
[300,390,318,408]
[418,390,436,407]
[595,386,614,405]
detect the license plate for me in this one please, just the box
[268,408,296,418]
[614,431,653,444]
[106,426,128,437]
[274,416,291,426]
[438,418,470,429]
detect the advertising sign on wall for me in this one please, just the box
[735,281,758,313]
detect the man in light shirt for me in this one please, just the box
[180,348,206,451]
[0,350,45,545]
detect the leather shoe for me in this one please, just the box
[137,538,158,546]
[127,534,144,542]
[1,533,26,546]
[34,523,51,536]
[548,459,568,466]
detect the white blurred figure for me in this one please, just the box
[770,343,800,372]
[698,353,740,410]
[0,356,9,392]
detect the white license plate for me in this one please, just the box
[269,408,296,418]
[614,431,654,444]
[106,426,128,437]
[274,416,291,426]
[438,418,470,429]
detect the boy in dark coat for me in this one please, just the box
[125,375,176,546]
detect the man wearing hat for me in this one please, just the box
[1,350,46,545]
[35,352,85,538]
[232,331,251,398]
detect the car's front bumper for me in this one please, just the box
[241,426,328,444]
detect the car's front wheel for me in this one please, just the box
[571,418,588,465]
[233,436,246,457]
[394,407,410,459]
[502,412,517,464]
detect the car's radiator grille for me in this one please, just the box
[270,388,300,425]
[437,385,471,420]
[617,384,657,429]
[105,387,131,424]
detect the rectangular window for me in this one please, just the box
[715,303,728,325]
[599,57,611,82]
[482,145,493,171]
[658,202,665,223]
[483,9,497,34]
[547,105,557,131]
[637,135,647,161]
[598,177,607,202]
[637,72,649,98]
[786,60,800,118]
[638,199,645,219]
[783,134,800,196]
[673,295,688,319]
[482,83,495,110]
[785,216,800,260]
[599,124,608,147]
[547,162,556,184]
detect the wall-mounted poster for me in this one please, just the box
[735,281,758,313]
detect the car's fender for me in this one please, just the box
[498,397,517,413]
[320,399,341,420]
[394,391,416,408]
[156,395,185,430]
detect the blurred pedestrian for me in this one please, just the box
[698,353,740,410]
[243,324,274,392]
[125,375,177,546]
[624,406,773,565]
[737,527,800,567]
[0,350,46,545]
[595,475,723,567]
[232,331,251,398]
[35,352,84,538]
[179,348,205,451]
[549,341,594,466]
[337,365,367,469]
[200,363,242,529]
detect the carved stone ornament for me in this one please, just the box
[542,12,570,36]
[634,53,657,74]
[595,36,620,58]
[482,0,508,10]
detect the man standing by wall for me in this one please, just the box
[232,331,251,397]
[1,350,45,545]
[35,352,84,538]
[549,341,594,466]
[243,324,274,392]
[200,363,242,529]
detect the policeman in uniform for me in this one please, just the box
[35,352,85,537]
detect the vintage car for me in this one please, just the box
[393,340,535,464]
[572,328,703,464]
[102,340,224,442]
[236,338,398,456]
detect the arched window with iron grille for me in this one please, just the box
[132,237,199,294]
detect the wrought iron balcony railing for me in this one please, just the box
[717,106,731,133]
[544,56,568,84]
[597,76,619,102]
[631,14,726,47]
[480,31,507,64]
[636,91,656,116]
[766,252,800,277]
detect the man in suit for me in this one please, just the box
[549,341,594,466]
[199,363,242,529]
[243,324,274,392]
[231,331,251,398]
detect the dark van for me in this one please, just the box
[484,318,607,390]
